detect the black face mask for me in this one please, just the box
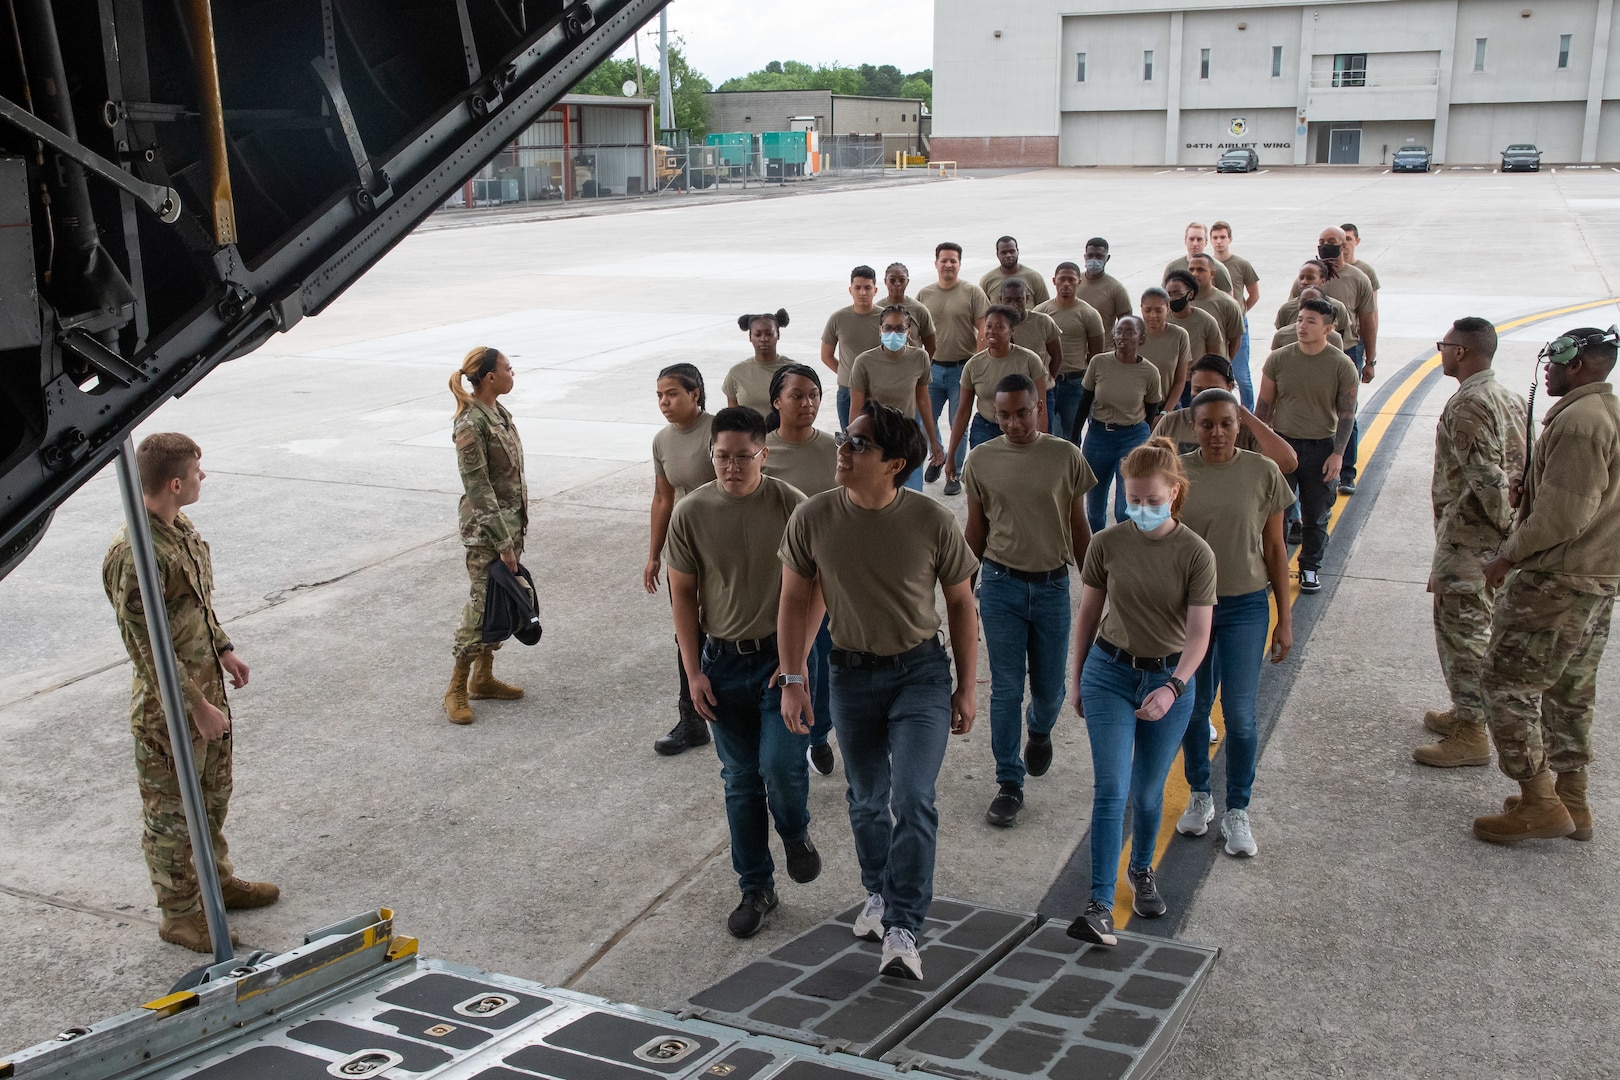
[1169,296,1190,313]
[1318,243,1342,261]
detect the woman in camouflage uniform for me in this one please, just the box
[445,346,529,724]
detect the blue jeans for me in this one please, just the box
[1052,375,1085,446]
[1232,317,1255,410]
[830,640,953,933]
[1082,421,1151,533]
[808,616,834,746]
[1181,589,1270,810]
[1080,644,1195,906]
[702,641,811,893]
[836,386,852,432]
[980,563,1071,786]
[969,412,1002,449]
[1342,344,1364,482]
[903,418,926,491]
[929,363,968,472]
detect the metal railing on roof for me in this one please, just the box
[1309,68,1441,89]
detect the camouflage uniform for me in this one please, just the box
[453,398,529,659]
[103,512,235,918]
[1482,382,1620,780]
[1428,369,1526,726]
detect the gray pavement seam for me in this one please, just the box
[0,882,161,928]
[0,659,129,715]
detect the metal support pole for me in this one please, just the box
[113,436,233,964]
[657,10,673,135]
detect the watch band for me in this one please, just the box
[776,673,806,688]
[1166,676,1186,699]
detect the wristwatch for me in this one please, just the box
[775,673,807,689]
[1166,676,1187,699]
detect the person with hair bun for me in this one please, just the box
[1067,436,1214,948]
[444,346,529,726]
[726,309,795,412]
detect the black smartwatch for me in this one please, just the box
[1166,676,1187,699]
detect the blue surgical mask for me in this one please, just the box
[1084,258,1106,275]
[880,331,908,351]
[1125,502,1173,532]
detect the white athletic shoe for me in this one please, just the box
[1177,791,1215,837]
[1221,808,1258,857]
[880,927,923,980]
[1209,721,1219,743]
[853,893,885,941]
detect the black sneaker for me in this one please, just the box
[1338,478,1357,496]
[985,783,1024,828]
[726,889,779,938]
[807,742,835,776]
[654,707,710,756]
[924,463,943,484]
[1128,867,1166,919]
[1024,732,1053,778]
[1286,520,1303,546]
[785,837,822,884]
[1066,900,1117,946]
[1299,568,1322,593]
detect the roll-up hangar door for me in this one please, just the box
[1061,110,1168,166]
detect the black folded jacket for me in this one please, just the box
[482,559,543,645]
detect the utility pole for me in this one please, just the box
[632,32,645,100]
[658,8,675,135]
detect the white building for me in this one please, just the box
[931,0,1619,167]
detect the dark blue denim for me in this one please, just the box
[830,641,953,933]
[836,385,852,432]
[1082,421,1151,533]
[1342,344,1364,482]
[1052,375,1086,446]
[979,562,1071,786]
[808,615,834,747]
[1080,644,1195,906]
[702,640,811,893]
[1233,315,1255,410]
[928,363,968,472]
[1181,588,1271,810]
[969,412,1002,449]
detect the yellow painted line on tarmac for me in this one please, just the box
[1112,296,1620,929]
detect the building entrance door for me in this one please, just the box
[1329,128,1361,164]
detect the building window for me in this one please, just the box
[1272,46,1283,78]
[1143,50,1154,80]
[1474,38,1487,72]
[1200,48,1210,79]
[1077,52,1087,82]
[1332,53,1367,87]
[1558,34,1572,68]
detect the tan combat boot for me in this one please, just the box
[1502,769,1592,841]
[1474,771,1576,844]
[159,911,241,954]
[1413,723,1491,768]
[444,656,474,724]
[1423,709,1458,736]
[221,876,281,909]
[468,651,523,700]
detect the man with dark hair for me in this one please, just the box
[1077,238,1132,334]
[1210,220,1261,409]
[1310,225,1378,494]
[104,433,278,954]
[1339,224,1380,292]
[1187,254,1244,363]
[998,278,1063,380]
[822,265,883,431]
[1414,317,1526,768]
[1038,262,1108,444]
[1256,299,1359,593]
[778,402,979,981]
[919,242,990,495]
[667,406,820,938]
[965,375,1095,828]
[979,235,1050,306]
[1473,326,1619,844]
[882,262,937,357]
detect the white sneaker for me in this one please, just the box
[1177,791,1215,837]
[880,927,923,980]
[1221,808,1258,857]
[1209,721,1219,743]
[853,893,885,940]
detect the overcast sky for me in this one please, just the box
[608,0,936,85]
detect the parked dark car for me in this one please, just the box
[1392,145,1432,172]
[1216,148,1259,173]
[1501,144,1543,172]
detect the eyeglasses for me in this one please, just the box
[833,432,875,454]
[710,448,765,468]
[1435,341,1463,353]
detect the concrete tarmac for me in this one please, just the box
[3,166,1619,1074]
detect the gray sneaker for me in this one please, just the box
[943,478,963,496]
[880,927,923,980]
[1221,808,1258,857]
[853,893,885,940]
[1177,791,1215,836]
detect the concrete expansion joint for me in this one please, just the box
[0,882,162,929]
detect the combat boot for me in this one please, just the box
[1413,723,1491,768]
[159,911,240,954]
[221,876,281,909]
[444,656,474,725]
[654,702,710,756]
[1474,771,1576,844]
[468,652,523,700]
[1423,708,1458,736]
[1501,769,1593,841]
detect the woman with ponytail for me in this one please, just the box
[444,347,529,725]
[724,309,795,411]
[1067,436,1214,948]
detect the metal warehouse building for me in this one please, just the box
[703,90,931,154]
[931,0,1620,167]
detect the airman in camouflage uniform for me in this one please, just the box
[103,432,278,953]
[1414,317,1525,768]
[446,348,529,724]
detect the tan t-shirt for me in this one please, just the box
[849,345,931,419]
[1215,253,1259,302]
[1271,323,1345,352]
[1153,407,1262,456]
[822,306,883,387]
[1180,450,1294,596]
[1165,255,1233,295]
[1262,343,1359,440]
[918,281,991,362]
[892,295,936,350]
[979,264,1051,306]
[1170,306,1225,360]
[1011,310,1062,364]
[1083,354,1162,426]
[1076,273,1132,333]
[723,356,795,412]
[1036,298,1107,375]
[1139,323,1192,397]
[652,413,716,500]
[1348,257,1380,291]
[960,346,1051,422]
[1315,264,1376,346]
[1193,291,1244,354]
[765,429,838,496]
[780,488,979,656]
[1275,295,1351,339]
[963,434,1098,572]
[666,476,805,641]
[1081,521,1218,658]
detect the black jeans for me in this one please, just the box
[1281,435,1337,572]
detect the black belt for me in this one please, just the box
[1095,637,1180,672]
[932,358,968,367]
[1094,420,1144,432]
[707,633,776,655]
[830,637,942,670]
[984,558,1069,584]
[1055,371,1086,382]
